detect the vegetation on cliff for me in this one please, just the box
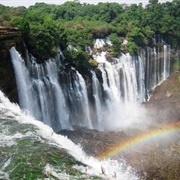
[0,0,179,67]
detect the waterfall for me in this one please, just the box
[91,71,103,129]
[10,47,32,111]
[72,70,92,128]
[163,44,171,80]
[10,40,171,132]
[10,47,70,132]
[0,90,138,180]
[92,51,144,129]
[143,44,171,98]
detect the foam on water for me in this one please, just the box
[0,90,138,179]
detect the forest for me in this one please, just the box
[0,0,179,68]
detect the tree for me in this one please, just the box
[11,17,30,36]
[1,0,179,64]
[28,24,58,61]
[127,41,139,54]
[63,49,89,68]
[109,33,122,57]
[127,27,145,46]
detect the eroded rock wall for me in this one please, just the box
[0,26,25,103]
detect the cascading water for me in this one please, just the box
[92,49,148,129]
[91,71,103,129]
[10,47,70,132]
[0,90,138,180]
[142,44,171,97]
[64,69,93,129]
[9,39,171,132]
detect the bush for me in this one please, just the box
[127,41,139,54]
[109,33,122,57]
[11,17,30,36]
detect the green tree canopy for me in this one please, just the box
[11,17,30,36]
[0,0,179,65]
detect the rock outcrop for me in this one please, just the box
[0,26,25,103]
[145,72,180,123]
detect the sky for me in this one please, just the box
[0,0,173,7]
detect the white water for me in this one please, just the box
[0,90,138,179]
[92,50,146,129]
[143,44,171,96]
[10,47,32,111]
[91,71,103,129]
[9,39,171,131]
[74,70,92,128]
[10,47,70,132]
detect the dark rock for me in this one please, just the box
[0,26,25,103]
[145,72,180,123]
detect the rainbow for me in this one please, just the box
[97,123,180,160]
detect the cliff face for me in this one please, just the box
[145,72,180,123]
[0,26,25,103]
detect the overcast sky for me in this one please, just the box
[0,0,173,7]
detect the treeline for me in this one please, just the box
[0,0,179,67]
